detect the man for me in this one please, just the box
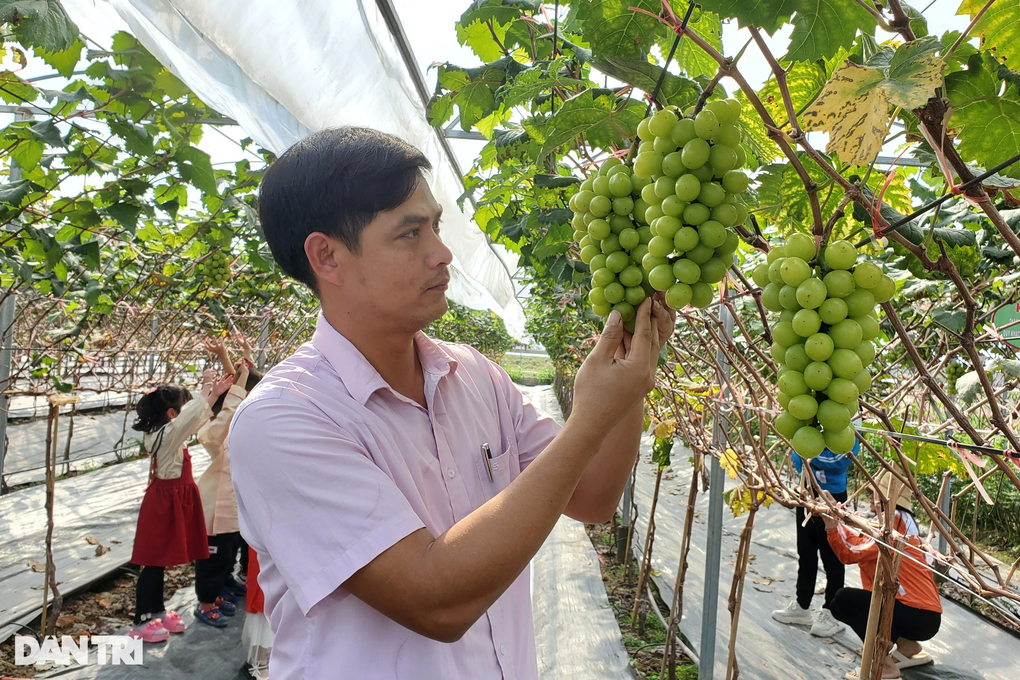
[228,127,675,679]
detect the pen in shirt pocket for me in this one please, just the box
[481,442,493,483]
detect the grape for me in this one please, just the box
[792,309,821,337]
[683,202,711,225]
[690,282,714,308]
[593,176,611,196]
[852,369,872,393]
[619,265,643,287]
[771,342,788,363]
[671,118,697,146]
[648,109,676,137]
[804,362,833,391]
[716,124,741,147]
[606,162,629,176]
[711,203,738,226]
[752,263,771,287]
[600,233,622,254]
[773,321,799,347]
[661,152,686,178]
[653,135,676,154]
[716,232,740,257]
[613,302,636,322]
[793,426,826,459]
[641,183,662,206]
[870,275,895,303]
[777,392,791,409]
[674,174,701,201]
[580,245,600,264]
[768,259,786,286]
[722,170,749,194]
[674,227,700,252]
[592,302,613,317]
[699,258,728,283]
[705,100,732,126]
[634,153,661,179]
[796,278,827,309]
[612,196,634,215]
[573,190,594,212]
[823,240,856,270]
[856,314,879,341]
[785,344,811,372]
[854,340,876,366]
[779,309,796,324]
[830,319,863,349]
[589,195,612,217]
[580,178,595,192]
[619,228,640,250]
[828,348,863,380]
[658,196,683,218]
[698,221,727,248]
[698,182,726,208]
[845,289,876,318]
[709,145,737,174]
[589,287,608,306]
[853,261,883,289]
[775,412,806,439]
[687,242,716,264]
[778,285,801,311]
[656,216,682,239]
[694,109,720,139]
[788,394,819,421]
[824,425,857,454]
[805,333,835,362]
[762,283,783,311]
[785,233,816,262]
[643,253,668,271]
[665,282,693,309]
[590,254,608,273]
[817,399,851,431]
[649,264,676,291]
[767,246,787,264]
[593,267,616,288]
[647,235,674,258]
[604,282,625,304]
[826,378,859,405]
[606,251,630,273]
[673,258,701,285]
[625,286,647,306]
[823,270,855,299]
[681,138,710,169]
[588,219,611,241]
[780,257,811,287]
[691,163,714,183]
[818,298,849,325]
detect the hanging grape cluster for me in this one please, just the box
[199,249,232,288]
[756,234,895,457]
[946,361,967,396]
[568,99,750,328]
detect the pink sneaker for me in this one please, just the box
[161,611,186,633]
[129,619,169,643]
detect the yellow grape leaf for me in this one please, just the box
[720,447,741,480]
[803,49,944,165]
[653,419,676,439]
[802,61,890,166]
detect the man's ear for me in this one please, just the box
[304,232,345,289]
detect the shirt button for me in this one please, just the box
[500,643,506,655]
[447,468,456,478]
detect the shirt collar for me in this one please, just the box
[311,313,458,406]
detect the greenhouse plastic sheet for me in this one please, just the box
[0,448,211,644]
[628,439,1020,679]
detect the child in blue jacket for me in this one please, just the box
[772,437,860,637]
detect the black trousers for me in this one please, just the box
[238,535,249,576]
[830,587,942,643]
[134,565,165,624]
[195,532,240,604]
[796,489,848,610]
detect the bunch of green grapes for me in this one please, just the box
[568,98,750,326]
[199,249,231,287]
[946,361,967,396]
[754,233,895,458]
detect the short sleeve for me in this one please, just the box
[228,393,426,618]
[484,359,562,469]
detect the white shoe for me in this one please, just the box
[811,608,846,637]
[771,600,813,625]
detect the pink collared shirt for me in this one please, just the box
[228,314,562,679]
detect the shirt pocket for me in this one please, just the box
[474,439,519,498]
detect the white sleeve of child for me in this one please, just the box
[153,396,211,479]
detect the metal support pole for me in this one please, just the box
[939,473,952,555]
[699,302,733,680]
[0,108,31,495]
[617,463,634,564]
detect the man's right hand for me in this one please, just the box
[571,297,661,440]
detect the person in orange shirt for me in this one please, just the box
[822,472,942,679]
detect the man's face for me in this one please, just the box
[333,179,453,332]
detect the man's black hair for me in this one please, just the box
[257,127,432,292]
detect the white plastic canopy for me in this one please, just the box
[61,0,526,337]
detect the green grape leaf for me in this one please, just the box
[583,50,702,110]
[538,90,644,158]
[459,0,540,26]
[500,65,586,108]
[174,145,218,196]
[701,0,876,62]
[457,20,506,63]
[945,55,1020,179]
[759,60,828,129]
[33,38,82,77]
[957,0,1019,68]
[932,308,966,333]
[574,0,664,60]
[660,9,722,80]
[437,57,522,130]
[0,0,79,53]
[534,173,580,189]
[0,70,38,103]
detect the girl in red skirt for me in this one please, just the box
[129,371,233,642]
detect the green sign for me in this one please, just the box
[994,303,1020,349]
